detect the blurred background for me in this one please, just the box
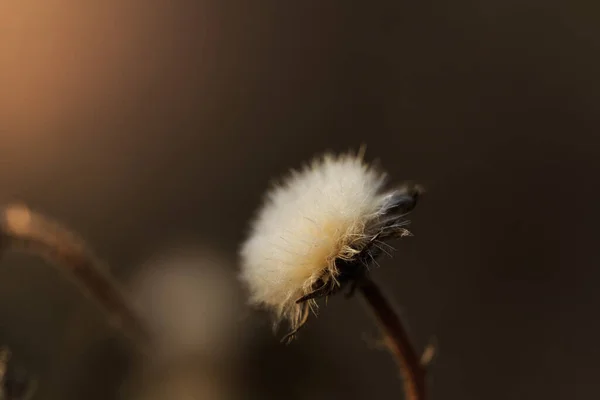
[0,0,599,399]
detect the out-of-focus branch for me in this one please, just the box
[0,346,36,400]
[359,276,428,400]
[0,204,152,355]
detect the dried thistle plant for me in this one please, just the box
[239,149,431,400]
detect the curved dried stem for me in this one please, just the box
[0,204,152,356]
[359,276,427,400]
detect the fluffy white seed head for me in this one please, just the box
[240,151,407,330]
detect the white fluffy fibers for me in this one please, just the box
[240,151,403,330]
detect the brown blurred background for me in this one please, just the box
[0,0,599,399]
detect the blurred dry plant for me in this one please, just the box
[0,346,36,400]
[0,204,153,398]
[0,205,246,400]
[127,244,244,400]
[0,205,152,354]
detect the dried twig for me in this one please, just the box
[0,346,36,400]
[0,204,152,355]
[359,276,428,400]
[0,347,9,384]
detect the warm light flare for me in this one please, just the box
[0,1,151,136]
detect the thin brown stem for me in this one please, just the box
[0,347,8,384]
[359,276,427,400]
[0,346,37,400]
[0,204,152,355]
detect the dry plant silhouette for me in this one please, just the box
[0,205,244,400]
[0,205,152,355]
[0,346,36,400]
[0,204,153,399]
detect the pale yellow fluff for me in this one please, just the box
[239,151,394,328]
